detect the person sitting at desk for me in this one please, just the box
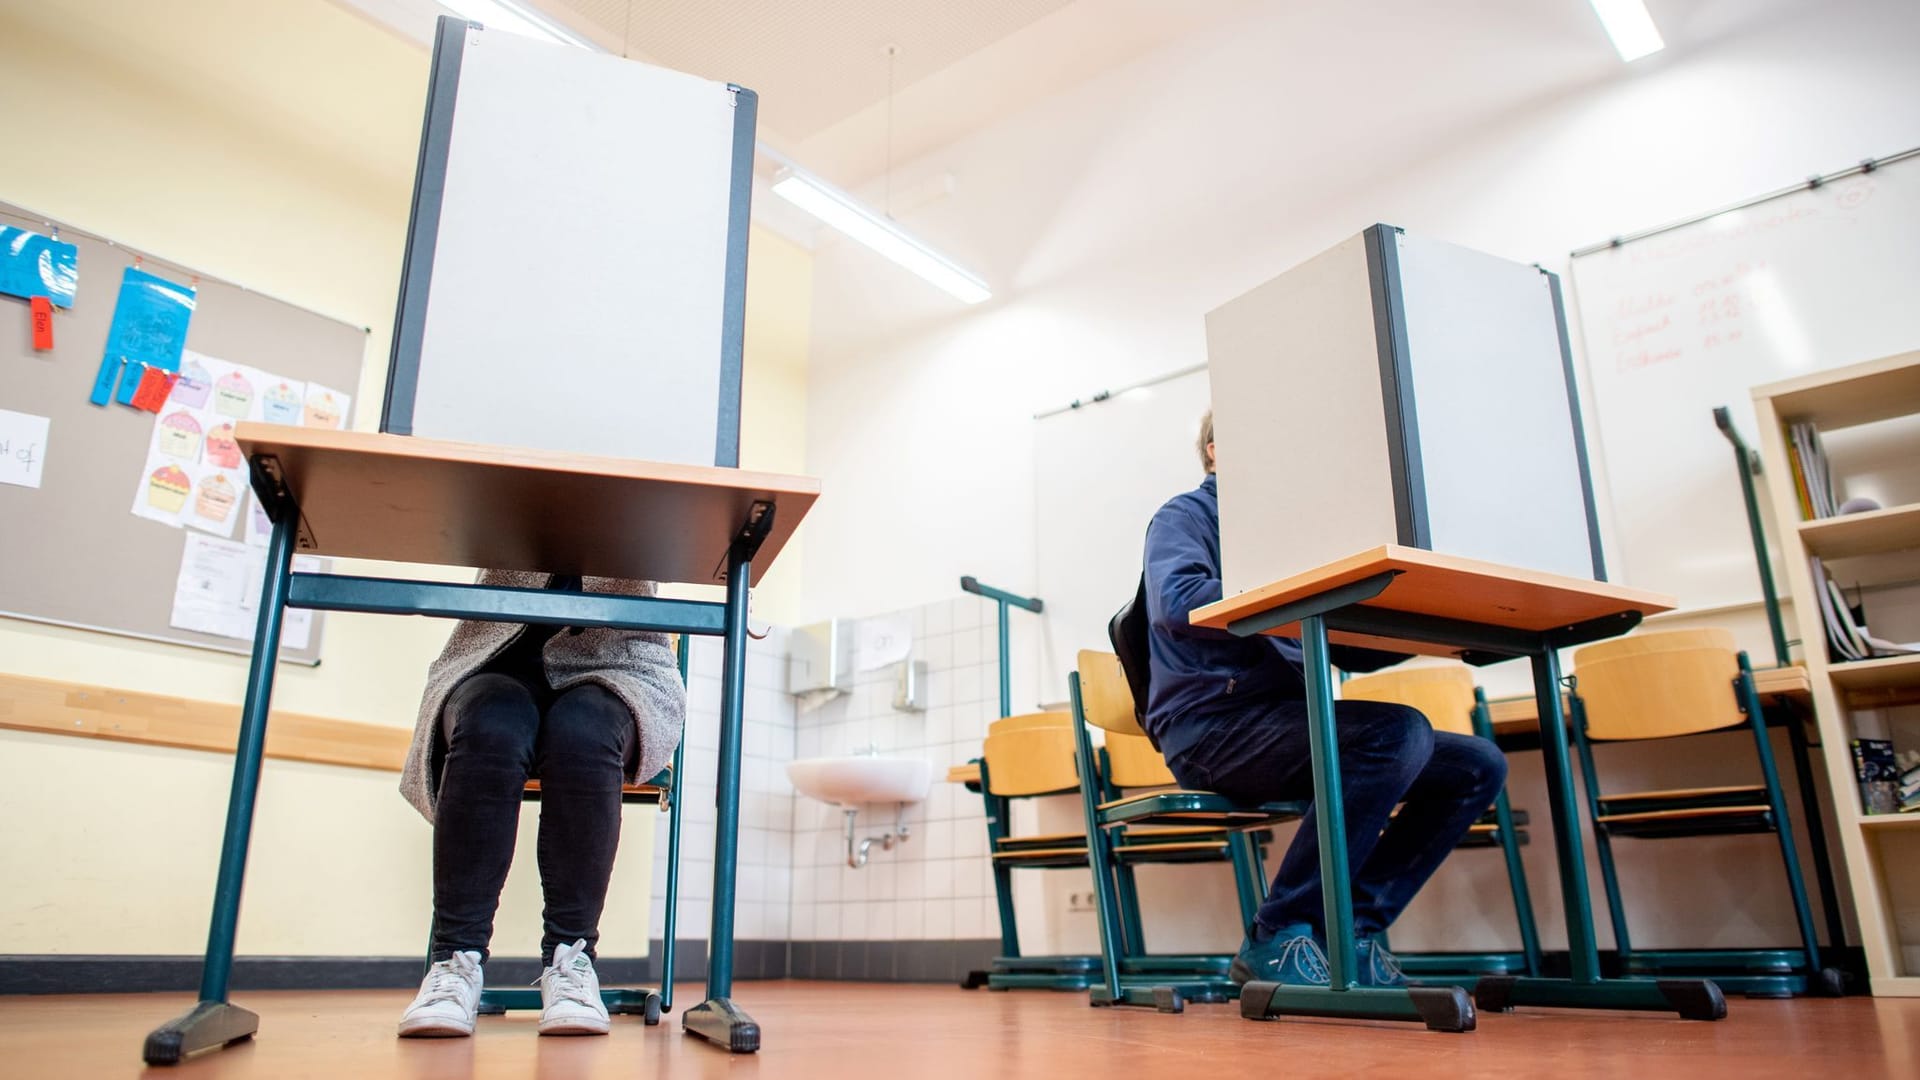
[1143,411,1507,988]
[395,572,686,1038]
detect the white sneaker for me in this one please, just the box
[538,939,611,1036]
[398,951,484,1038]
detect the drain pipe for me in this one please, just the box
[844,805,911,869]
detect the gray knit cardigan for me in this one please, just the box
[400,570,688,823]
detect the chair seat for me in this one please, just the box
[1454,822,1530,849]
[522,779,667,806]
[1597,780,1758,799]
[1111,839,1234,865]
[1096,789,1306,830]
[1604,784,1765,805]
[995,831,1088,852]
[991,845,1091,868]
[1596,804,1776,839]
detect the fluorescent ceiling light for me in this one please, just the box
[1587,0,1665,62]
[770,165,991,305]
[439,0,590,48]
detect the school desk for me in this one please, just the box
[1191,545,1730,1026]
[141,426,817,1064]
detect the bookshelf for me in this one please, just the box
[1754,349,1920,996]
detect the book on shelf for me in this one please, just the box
[1854,738,1900,815]
[1788,420,1839,519]
[1810,557,1916,660]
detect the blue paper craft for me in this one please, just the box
[0,226,79,308]
[90,266,197,407]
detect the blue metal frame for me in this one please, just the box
[958,576,1043,718]
[142,481,773,1065]
[1222,581,1723,1024]
[1571,654,1840,998]
[1390,689,1542,980]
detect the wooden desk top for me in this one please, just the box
[237,425,819,585]
[1191,545,1674,657]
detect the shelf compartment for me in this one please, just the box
[1828,653,1920,693]
[1799,502,1920,559]
[1755,350,1920,429]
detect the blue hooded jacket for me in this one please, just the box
[1142,474,1401,759]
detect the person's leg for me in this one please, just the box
[533,683,635,964]
[430,673,542,962]
[1348,730,1508,935]
[1168,699,1435,940]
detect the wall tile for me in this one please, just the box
[926,898,956,939]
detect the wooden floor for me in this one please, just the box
[4,982,1917,1079]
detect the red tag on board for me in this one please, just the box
[30,296,53,350]
[130,366,178,412]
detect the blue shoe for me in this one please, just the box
[1229,923,1331,987]
[1355,936,1407,987]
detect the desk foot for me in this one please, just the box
[1475,976,1726,1020]
[143,1000,259,1066]
[1239,983,1475,1033]
[1089,985,1185,1013]
[683,997,759,1053]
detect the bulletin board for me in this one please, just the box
[0,199,367,662]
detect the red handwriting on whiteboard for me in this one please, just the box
[1617,346,1683,371]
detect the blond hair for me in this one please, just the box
[1198,410,1215,473]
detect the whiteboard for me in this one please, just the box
[385,19,751,467]
[1032,368,1212,697]
[1572,155,1920,611]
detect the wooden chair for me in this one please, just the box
[1339,664,1542,978]
[1072,649,1306,1011]
[968,711,1265,992]
[1570,628,1842,997]
[430,637,691,1024]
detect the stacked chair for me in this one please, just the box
[1339,664,1542,980]
[1070,650,1306,1011]
[968,710,1272,993]
[1568,628,1844,997]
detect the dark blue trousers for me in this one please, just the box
[1166,698,1507,939]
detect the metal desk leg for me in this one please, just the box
[1473,648,1726,1021]
[682,546,760,1053]
[143,511,298,1065]
[1240,614,1475,1032]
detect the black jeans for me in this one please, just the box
[429,670,634,964]
[1166,698,1508,940]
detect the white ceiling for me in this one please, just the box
[530,0,1256,188]
[540,0,1073,141]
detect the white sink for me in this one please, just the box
[786,755,932,807]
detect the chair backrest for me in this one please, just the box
[1077,650,1150,738]
[1105,730,1178,789]
[1572,628,1744,741]
[1341,664,1478,737]
[981,711,1079,796]
[1108,574,1154,727]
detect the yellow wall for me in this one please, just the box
[0,0,810,956]
[738,227,813,621]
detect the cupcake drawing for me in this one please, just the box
[214,370,255,418]
[262,381,303,425]
[172,359,212,408]
[303,389,342,429]
[195,474,238,524]
[204,423,243,469]
[157,410,203,460]
[147,465,191,514]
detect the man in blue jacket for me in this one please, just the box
[1144,411,1508,988]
